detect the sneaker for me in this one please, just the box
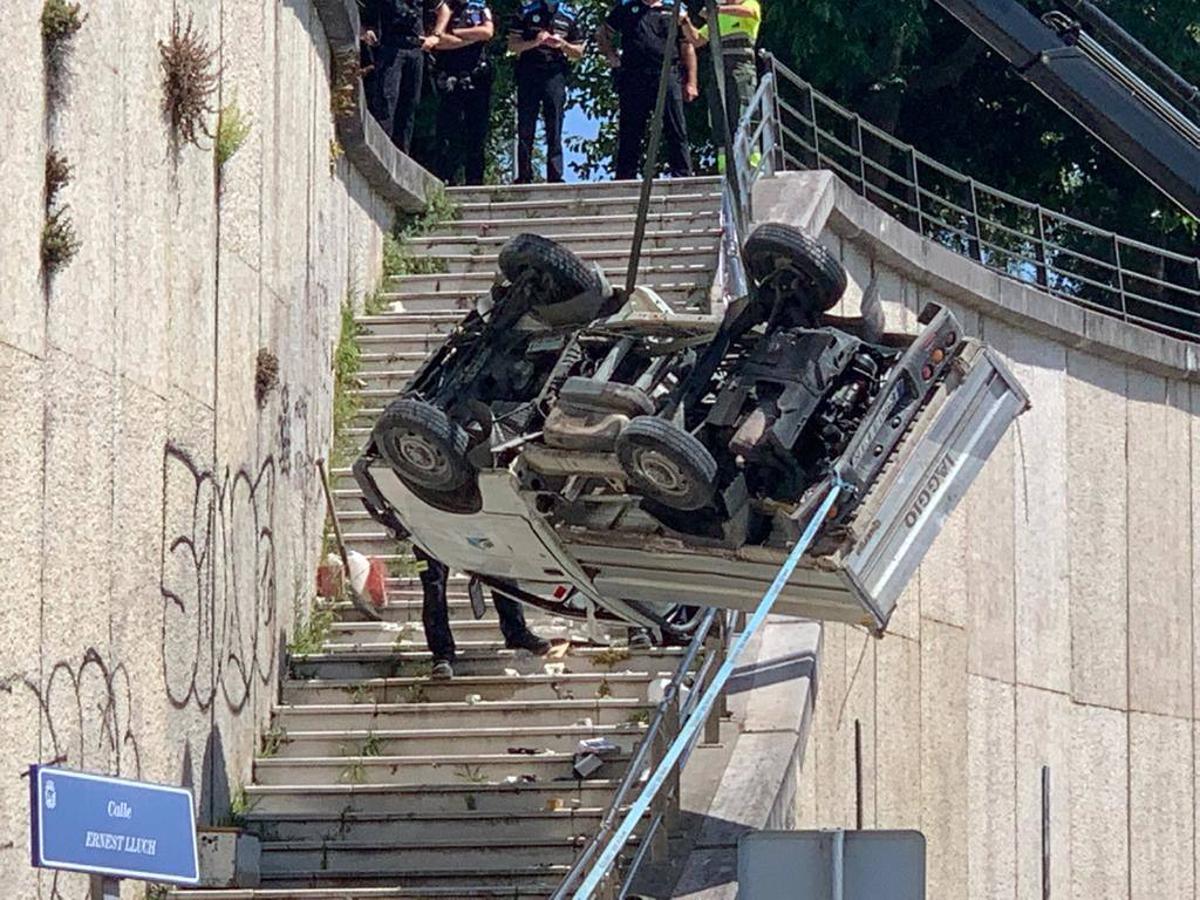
[505,631,552,656]
[431,659,454,680]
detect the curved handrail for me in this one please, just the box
[761,52,1200,342]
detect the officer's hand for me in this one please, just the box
[544,33,565,48]
[684,82,699,102]
[421,34,440,50]
[535,29,552,44]
[362,28,379,46]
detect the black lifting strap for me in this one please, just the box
[624,0,741,294]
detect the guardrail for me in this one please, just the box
[550,607,734,899]
[757,53,1200,342]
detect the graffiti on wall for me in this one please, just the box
[159,442,279,715]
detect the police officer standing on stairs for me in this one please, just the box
[681,0,761,172]
[431,0,495,185]
[598,0,698,181]
[362,0,453,155]
[508,0,586,184]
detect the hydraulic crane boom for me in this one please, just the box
[932,0,1200,218]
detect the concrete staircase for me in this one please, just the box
[176,178,722,898]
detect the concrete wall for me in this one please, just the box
[758,173,1199,900]
[0,2,395,895]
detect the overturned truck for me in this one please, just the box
[355,225,1029,641]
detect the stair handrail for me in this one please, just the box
[758,51,1200,342]
[550,606,723,900]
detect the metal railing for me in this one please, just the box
[752,53,1200,342]
[551,607,734,899]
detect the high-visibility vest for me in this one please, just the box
[697,0,761,53]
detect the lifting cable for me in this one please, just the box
[571,475,848,899]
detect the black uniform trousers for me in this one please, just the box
[434,71,493,186]
[615,67,693,181]
[369,44,425,155]
[516,68,568,184]
[413,546,532,662]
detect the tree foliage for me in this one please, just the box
[407,0,1198,251]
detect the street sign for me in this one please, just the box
[30,766,200,885]
[739,830,925,900]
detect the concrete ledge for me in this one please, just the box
[754,172,1200,380]
[313,0,440,212]
[672,618,822,899]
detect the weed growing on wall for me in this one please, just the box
[384,189,461,276]
[45,150,72,206]
[216,100,252,169]
[160,12,218,147]
[331,48,365,120]
[41,207,80,276]
[288,601,336,656]
[329,137,345,176]
[255,348,280,408]
[331,299,364,470]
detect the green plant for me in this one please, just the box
[360,732,384,757]
[45,150,72,207]
[221,785,258,828]
[346,683,372,704]
[383,232,449,277]
[340,761,367,784]
[329,137,344,175]
[331,298,364,469]
[595,677,613,699]
[216,99,252,169]
[42,207,80,276]
[626,709,651,726]
[288,601,335,656]
[260,725,287,758]
[331,48,363,120]
[144,885,170,900]
[592,648,630,671]
[454,764,488,784]
[160,12,218,147]
[42,0,85,47]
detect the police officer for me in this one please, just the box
[431,0,495,185]
[598,0,697,181]
[508,0,585,184]
[681,0,761,172]
[362,0,452,155]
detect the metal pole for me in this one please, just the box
[90,876,120,900]
[1041,765,1051,900]
[831,830,845,900]
[1112,235,1128,320]
[1035,207,1049,288]
[853,719,863,831]
[624,2,683,295]
[908,147,923,235]
[967,179,983,262]
[703,0,745,231]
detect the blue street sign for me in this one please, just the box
[30,766,199,885]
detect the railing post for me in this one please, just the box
[663,695,682,836]
[967,178,983,262]
[1113,234,1128,320]
[853,117,868,199]
[770,69,786,172]
[807,85,820,169]
[1034,207,1050,288]
[908,147,923,236]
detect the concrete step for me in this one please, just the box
[403,245,718,277]
[175,886,554,899]
[265,723,645,759]
[242,779,620,816]
[253,749,630,787]
[430,209,718,240]
[445,175,720,205]
[283,671,658,705]
[272,698,655,732]
[241,807,609,844]
[257,866,568,891]
[257,836,595,876]
[449,191,721,222]
[324,619,572,646]
[356,312,464,338]
[357,331,451,353]
[289,646,679,680]
[413,226,722,256]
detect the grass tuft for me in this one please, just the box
[42,207,80,276]
[288,601,335,656]
[45,150,72,208]
[255,348,279,408]
[160,12,218,147]
[331,49,364,120]
[216,100,252,169]
[42,0,85,48]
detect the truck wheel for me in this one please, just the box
[499,234,605,309]
[745,223,847,315]
[373,399,474,492]
[616,417,718,511]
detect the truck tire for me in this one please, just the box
[373,398,474,492]
[745,223,847,315]
[498,234,605,309]
[616,417,719,511]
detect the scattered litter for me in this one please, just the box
[503,775,519,784]
[573,717,594,728]
[465,694,482,705]
[646,677,671,705]
[519,774,538,783]
[507,747,539,756]
[572,753,604,780]
[576,737,620,756]
[545,798,565,811]
[543,663,567,677]
[503,668,521,677]
[547,641,571,660]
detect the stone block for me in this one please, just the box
[1066,352,1127,710]
[1005,331,1070,693]
[838,239,872,319]
[839,629,876,826]
[0,2,46,359]
[1015,686,1072,900]
[920,619,968,900]
[874,635,921,829]
[1127,374,1192,718]
[1069,704,1127,900]
[218,0,267,270]
[811,623,854,827]
[967,676,1016,900]
[966,319,1015,682]
[1129,712,1193,899]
